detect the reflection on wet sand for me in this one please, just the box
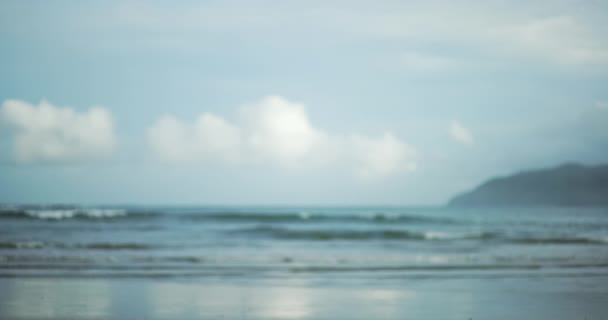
[0,276,606,319]
[4,279,110,319]
[150,277,315,319]
[149,278,417,319]
[0,277,481,320]
[0,278,417,319]
[255,278,313,319]
[150,282,245,318]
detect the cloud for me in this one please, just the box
[147,95,416,178]
[348,133,417,179]
[0,99,116,164]
[147,113,241,164]
[449,121,474,146]
[239,96,330,167]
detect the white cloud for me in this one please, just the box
[449,121,474,146]
[348,133,417,179]
[0,99,116,164]
[239,96,329,167]
[148,113,241,163]
[147,95,416,178]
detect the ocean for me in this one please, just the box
[1,205,607,319]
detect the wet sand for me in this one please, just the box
[0,275,606,319]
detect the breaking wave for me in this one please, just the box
[181,211,457,224]
[0,207,455,224]
[230,226,608,245]
[232,226,497,241]
[0,208,157,220]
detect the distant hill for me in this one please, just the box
[448,163,608,207]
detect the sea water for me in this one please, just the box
[1,205,607,282]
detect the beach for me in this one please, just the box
[1,275,607,319]
[1,205,607,319]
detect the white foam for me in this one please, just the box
[15,241,45,249]
[82,209,127,218]
[24,209,127,220]
[298,212,311,220]
[424,232,454,240]
[26,210,75,220]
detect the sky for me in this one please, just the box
[1,0,607,205]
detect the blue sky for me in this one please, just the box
[1,0,607,205]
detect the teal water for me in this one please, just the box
[1,205,607,282]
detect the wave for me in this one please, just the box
[0,241,156,250]
[78,242,156,250]
[232,226,496,241]
[230,226,607,245]
[511,236,608,245]
[0,208,159,221]
[182,211,456,224]
[0,241,46,249]
[0,207,455,225]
